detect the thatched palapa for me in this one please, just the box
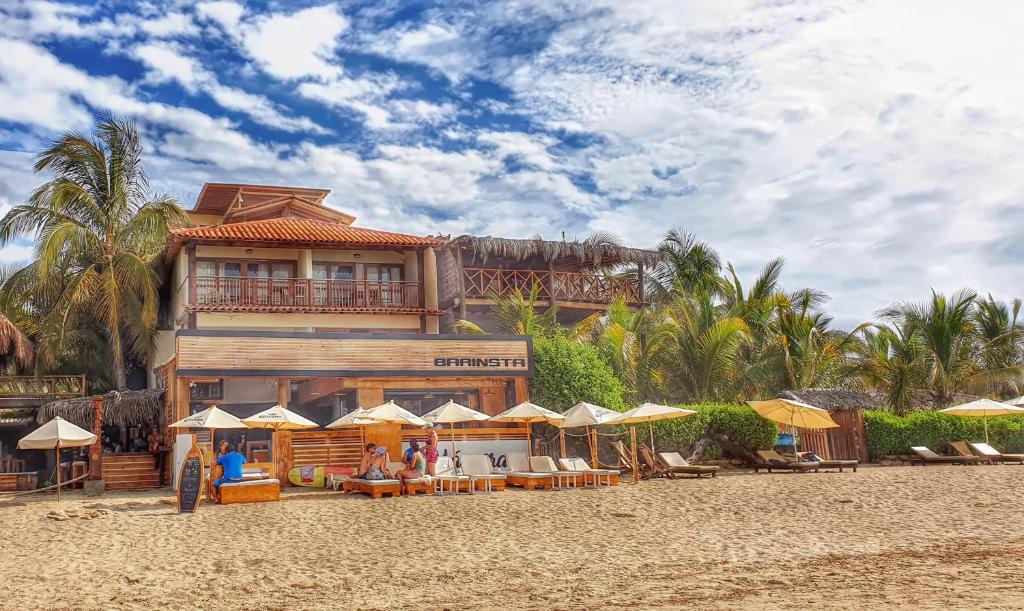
[446,234,662,269]
[780,388,982,412]
[38,389,165,429]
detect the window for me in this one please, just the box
[190,381,223,401]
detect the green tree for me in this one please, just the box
[649,228,722,300]
[0,116,187,389]
[853,323,927,415]
[529,335,625,412]
[454,283,558,336]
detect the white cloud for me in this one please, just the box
[237,5,349,81]
[138,11,199,38]
[366,22,477,82]
[196,1,245,31]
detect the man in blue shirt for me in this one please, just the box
[213,443,246,501]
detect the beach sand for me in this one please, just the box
[1,465,1023,610]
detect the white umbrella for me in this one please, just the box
[1006,396,1024,406]
[18,417,97,501]
[242,405,318,477]
[608,403,697,452]
[169,406,246,500]
[489,401,564,466]
[360,400,429,427]
[558,402,622,464]
[939,399,1024,443]
[422,400,489,460]
[326,408,379,446]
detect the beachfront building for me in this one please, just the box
[438,234,661,330]
[151,183,533,479]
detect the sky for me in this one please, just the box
[1,0,1023,328]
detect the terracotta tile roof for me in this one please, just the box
[172,217,441,247]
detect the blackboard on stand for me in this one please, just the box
[177,441,204,513]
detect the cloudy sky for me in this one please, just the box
[1,0,1022,327]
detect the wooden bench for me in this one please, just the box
[212,464,280,505]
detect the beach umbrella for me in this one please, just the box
[360,400,429,427]
[169,406,246,500]
[489,401,564,466]
[18,417,97,501]
[748,398,838,455]
[423,400,488,461]
[938,399,1024,443]
[558,402,622,464]
[326,408,378,446]
[1007,396,1024,406]
[242,405,318,477]
[608,403,696,452]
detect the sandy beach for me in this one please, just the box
[1,465,1023,610]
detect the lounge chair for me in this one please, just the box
[388,461,433,496]
[432,456,472,494]
[611,440,644,478]
[504,452,554,490]
[797,452,859,472]
[754,450,820,473]
[530,455,582,489]
[658,452,719,478]
[968,442,1024,465]
[558,457,619,486]
[460,454,507,492]
[341,464,403,498]
[909,446,980,466]
[638,445,716,479]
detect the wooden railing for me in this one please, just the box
[462,268,641,304]
[0,375,86,399]
[193,276,422,310]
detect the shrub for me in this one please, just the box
[864,410,1024,458]
[646,403,778,454]
[529,335,626,412]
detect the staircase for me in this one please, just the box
[101,454,163,490]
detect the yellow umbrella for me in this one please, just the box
[748,398,838,455]
[242,404,318,477]
[422,400,488,462]
[18,417,97,501]
[938,399,1024,443]
[489,402,564,468]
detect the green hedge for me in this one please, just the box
[529,335,626,412]
[646,403,779,454]
[864,410,1024,458]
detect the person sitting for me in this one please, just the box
[362,446,391,481]
[213,442,246,501]
[357,443,376,478]
[131,434,147,453]
[395,440,426,483]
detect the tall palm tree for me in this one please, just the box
[973,294,1024,396]
[0,116,187,389]
[649,228,722,300]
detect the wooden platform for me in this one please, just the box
[402,480,434,496]
[218,480,281,505]
[0,472,36,492]
[505,474,553,490]
[343,479,401,499]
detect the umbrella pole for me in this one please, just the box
[985,417,990,444]
[649,419,655,453]
[55,445,61,502]
[559,429,566,458]
[587,426,597,467]
[526,422,532,472]
[626,423,634,485]
[452,429,457,469]
[208,427,216,502]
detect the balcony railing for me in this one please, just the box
[192,276,422,310]
[0,375,87,399]
[462,268,641,304]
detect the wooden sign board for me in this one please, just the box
[176,331,533,377]
[177,442,204,514]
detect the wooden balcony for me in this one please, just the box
[191,276,424,313]
[0,375,87,399]
[461,268,642,307]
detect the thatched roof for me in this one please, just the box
[37,389,165,429]
[780,388,983,412]
[446,234,662,269]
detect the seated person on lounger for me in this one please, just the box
[213,443,246,499]
[358,443,377,477]
[362,446,392,480]
[395,441,426,483]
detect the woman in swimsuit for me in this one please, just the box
[395,440,426,483]
[423,425,439,475]
[363,446,391,480]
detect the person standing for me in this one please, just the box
[423,425,439,476]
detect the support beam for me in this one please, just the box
[455,247,467,321]
[277,378,289,407]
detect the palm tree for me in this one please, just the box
[853,323,928,415]
[973,294,1024,396]
[661,290,752,402]
[578,298,672,404]
[453,283,559,336]
[0,116,187,389]
[649,228,722,300]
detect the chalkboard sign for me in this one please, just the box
[177,443,204,514]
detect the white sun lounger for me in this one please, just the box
[504,452,555,490]
[530,455,582,489]
[558,457,618,486]
[459,454,506,492]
